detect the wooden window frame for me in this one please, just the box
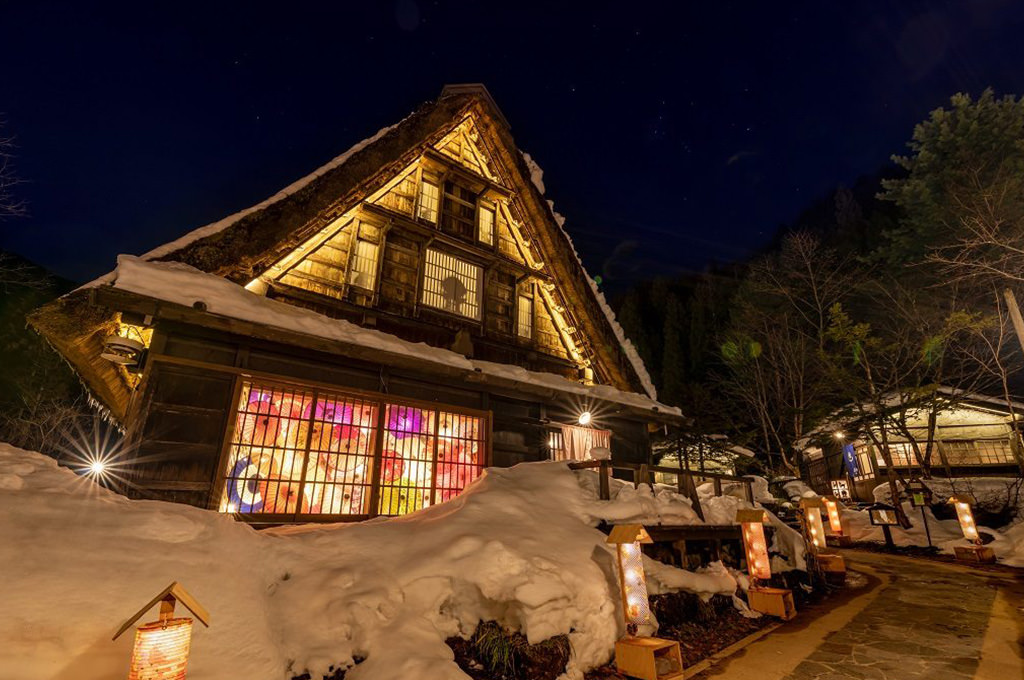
[211,373,492,524]
[421,247,484,321]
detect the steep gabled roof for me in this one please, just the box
[30,84,660,419]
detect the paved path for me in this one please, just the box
[694,550,1023,680]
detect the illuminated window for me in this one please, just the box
[875,443,917,467]
[347,238,380,291]
[551,424,611,461]
[517,294,533,339]
[942,440,1016,465]
[478,202,495,245]
[422,248,481,319]
[417,177,440,223]
[853,445,874,481]
[547,429,564,458]
[219,380,486,518]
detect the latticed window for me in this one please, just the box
[422,248,481,319]
[942,440,1016,465]
[875,443,917,467]
[219,379,487,518]
[417,178,440,223]
[547,429,564,459]
[347,238,380,291]
[853,445,874,481]
[478,202,495,245]
[441,180,477,240]
[517,294,533,339]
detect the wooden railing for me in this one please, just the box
[567,460,755,522]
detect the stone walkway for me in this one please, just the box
[694,550,1023,680]
[784,554,998,679]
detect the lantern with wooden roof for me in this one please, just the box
[949,495,996,564]
[606,524,653,631]
[113,582,210,680]
[735,509,795,620]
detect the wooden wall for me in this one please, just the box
[123,322,651,513]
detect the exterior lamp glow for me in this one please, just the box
[833,431,845,440]
[948,496,996,564]
[950,495,980,543]
[799,498,826,553]
[736,508,772,581]
[113,582,210,680]
[605,524,653,632]
[607,525,685,680]
[822,496,843,534]
[578,411,593,426]
[735,508,796,620]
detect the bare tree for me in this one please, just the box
[719,232,856,475]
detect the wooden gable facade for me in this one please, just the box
[30,84,681,525]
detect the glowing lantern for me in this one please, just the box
[950,495,980,543]
[735,509,796,620]
[822,497,842,534]
[736,509,771,581]
[948,495,996,564]
[799,498,827,553]
[606,524,653,631]
[113,583,210,680]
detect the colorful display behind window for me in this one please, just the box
[220,380,485,517]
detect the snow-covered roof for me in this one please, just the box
[110,256,682,419]
[522,153,657,400]
[795,386,1024,451]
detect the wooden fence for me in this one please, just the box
[567,460,755,522]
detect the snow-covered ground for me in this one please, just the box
[0,443,802,680]
[792,479,1024,568]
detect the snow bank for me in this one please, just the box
[110,256,680,418]
[521,152,658,401]
[871,477,1023,519]
[840,498,1024,567]
[1,443,797,680]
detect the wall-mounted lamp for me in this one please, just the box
[578,411,592,426]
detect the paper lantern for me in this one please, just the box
[822,497,843,535]
[736,509,771,581]
[606,525,653,631]
[949,495,980,543]
[113,583,210,680]
[128,618,192,680]
[799,498,826,553]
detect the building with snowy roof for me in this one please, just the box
[797,387,1024,502]
[29,84,683,523]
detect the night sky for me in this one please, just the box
[4,1,1024,290]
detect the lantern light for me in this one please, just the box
[799,498,827,553]
[822,497,843,535]
[735,508,796,620]
[949,495,980,543]
[736,509,772,581]
[605,524,653,632]
[947,496,997,564]
[833,431,845,440]
[578,411,593,426]
[113,582,210,680]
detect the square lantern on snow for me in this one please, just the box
[821,496,852,547]
[799,498,827,553]
[113,582,210,680]
[606,524,654,631]
[736,509,772,582]
[948,495,996,563]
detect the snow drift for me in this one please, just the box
[0,443,799,680]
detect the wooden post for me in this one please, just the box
[743,480,754,504]
[713,477,722,496]
[599,460,611,500]
[637,464,649,488]
[677,472,704,520]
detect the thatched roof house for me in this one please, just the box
[30,84,681,522]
